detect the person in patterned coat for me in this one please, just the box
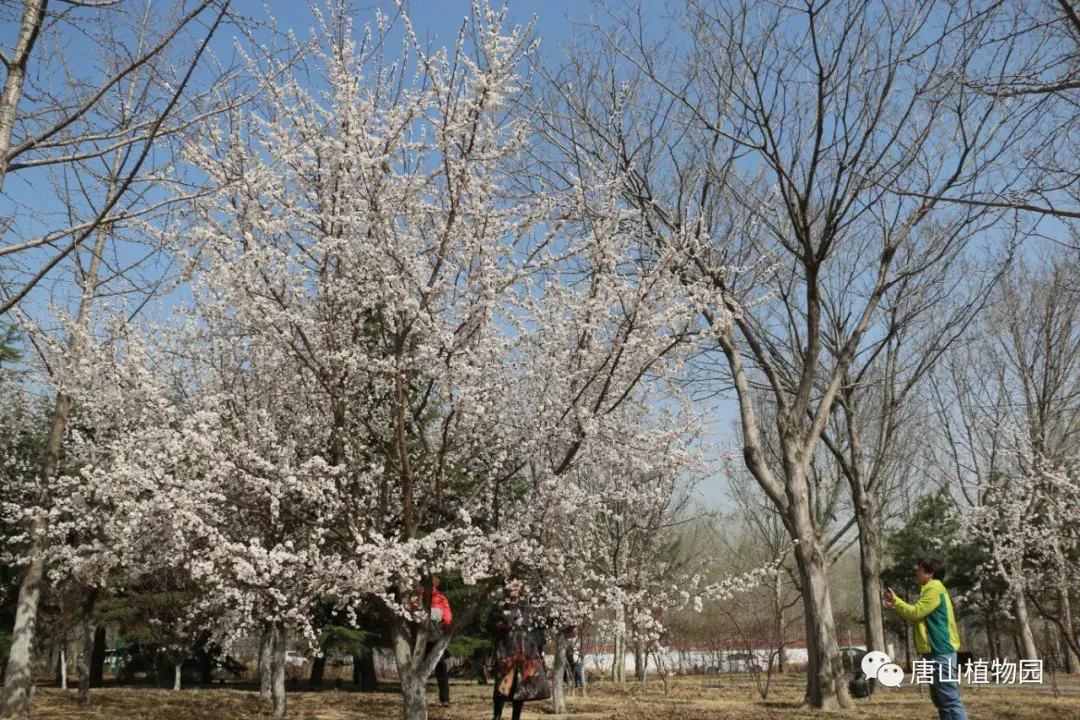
[487,579,549,720]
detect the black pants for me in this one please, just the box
[493,693,524,720]
[427,643,449,704]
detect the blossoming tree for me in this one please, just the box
[55,4,716,719]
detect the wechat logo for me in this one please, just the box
[862,651,904,688]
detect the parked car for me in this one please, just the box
[285,651,308,667]
[103,648,125,670]
[838,647,874,699]
[838,646,865,671]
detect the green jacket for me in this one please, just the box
[891,579,961,655]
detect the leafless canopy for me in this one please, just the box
[0,0,239,317]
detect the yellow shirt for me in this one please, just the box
[892,579,961,655]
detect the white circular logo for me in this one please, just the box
[861,650,891,679]
[877,662,905,687]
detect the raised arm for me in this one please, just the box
[891,587,942,623]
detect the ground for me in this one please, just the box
[29,675,1080,719]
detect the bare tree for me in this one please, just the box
[993,257,1080,669]
[726,475,802,675]
[0,2,232,716]
[0,0,240,314]
[896,0,1080,222]
[818,237,1012,658]
[0,0,49,190]
[927,329,1042,661]
[532,0,1017,708]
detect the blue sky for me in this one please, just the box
[273,1,596,47]
[229,1,608,77]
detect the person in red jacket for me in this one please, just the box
[424,575,453,707]
[428,575,454,629]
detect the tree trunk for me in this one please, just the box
[984,613,998,660]
[77,621,93,703]
[635,643,643,690]
[390,624,428,720]
[399,670,427,720]
[89,628,106,688]
[1057,574,1080,672]
[390,617,454,720]
[270,625,286,720]
[768,569,786,677]
[59,649,67,690]
[1,181,111,719]
[0,0,46,191]
[853,488,886,655]
[633,640,645,683]
[773,571,787,673]
[790,488,852,710]
[308,653,326,690]
[0,513,46,719]
[258,623,272,702]
[552,630,567,714]
[173,662,181,691]
[356,651,377,691]
[611,621,625,683]
[995,555,1039,661]
[1014,593,1039,660]
[50,647,58,688]
[609,632,617,682]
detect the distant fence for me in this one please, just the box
[241,640,888,683]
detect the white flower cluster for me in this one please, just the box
[0,2,770,687]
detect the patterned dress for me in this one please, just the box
[488,599,550,702]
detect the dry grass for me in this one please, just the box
[29,675,1080,719]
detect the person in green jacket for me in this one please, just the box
[885,557,969,720]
